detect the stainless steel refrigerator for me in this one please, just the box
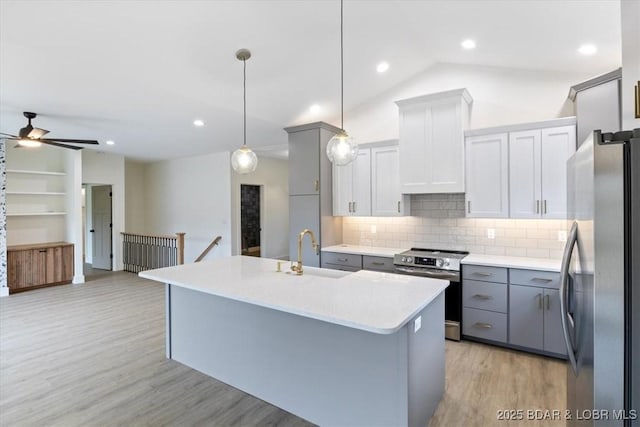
[561,128,639,426]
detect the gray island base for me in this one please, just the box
[140,256,447,427]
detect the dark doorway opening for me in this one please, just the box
[241,184,261,257]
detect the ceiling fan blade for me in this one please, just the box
[39,138,99,144]
[28,127,50,139]
[0,133,18,138]
[40,140,84,150]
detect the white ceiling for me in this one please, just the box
[0,0,621,162]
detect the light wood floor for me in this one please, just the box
[0,272,566,427]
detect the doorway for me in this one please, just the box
[240,184,261,257]
[83,184,113,276]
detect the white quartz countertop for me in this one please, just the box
[321,244,406,257]
[139,255,447,335]
[462,254,561,272]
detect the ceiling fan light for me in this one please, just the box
[18,139,42,148]
[231,146,258,174]
[27,128,48,139]
[326,132,358,166]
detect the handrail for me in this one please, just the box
[195,236,222,262]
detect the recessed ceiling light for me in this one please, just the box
[578,44,597,55]
[461,39,476,50]
[193,119,205,127]
[309,104,321,114]
[105,140,115,145]
[376,61,390,73]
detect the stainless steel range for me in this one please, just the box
[393,248,468,341]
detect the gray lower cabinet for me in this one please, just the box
[461,265,508,343]
[322,252,395,273]
[508,269,566,356]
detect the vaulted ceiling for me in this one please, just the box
[0,0,621,161]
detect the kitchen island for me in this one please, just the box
[139,255,448,427]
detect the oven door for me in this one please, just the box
[393,265,461,341]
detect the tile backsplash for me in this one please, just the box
[342,194,567,259]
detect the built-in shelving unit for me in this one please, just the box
[6,169,66,176]
[6,212,67,217]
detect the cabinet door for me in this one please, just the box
[464,133,509,218]
[61,245,74,282]
[289,195,320,267]
[45,246,63,283]
[7,250,33,289]
[508,285,544,350]
[509,130,542,218]
[543,289,567,355]
[371,145,406,216]
[288,129,319,196]
[332,161,354,216]
[351,149,371,216]
[31,248,48,286]
[399,104,429,193]
[541,126,576,219]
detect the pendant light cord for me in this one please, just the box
[340,0,344,131]
[243,58,247,147]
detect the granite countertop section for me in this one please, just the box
[321,244,406,258]
[139,255,447,335]
[462,254,562,272]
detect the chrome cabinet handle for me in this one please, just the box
[348,202,353,213]
[536,200,540,214]
[467,200,471,213]
[537,293,543,310]
[397,201,401,213]
[337,258,348,262]
[543,200,548,214]
[532,277,553,283]
[353,202,356,212]
[473,272,492,277]
[473,322,493,329]
[473,294,492,300]
[314,180,319,192]
[372,261,385,266]
[545,294,550,310]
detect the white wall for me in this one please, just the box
[82,150,125,270]
[144,151,232,262]
[231,156,289,259]
[124,160,147,234]
[345,62,592,143]
[0,141,6,296]
[621,0,640,130]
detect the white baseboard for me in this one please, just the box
[0,287,9,297]
[73,275,85,284]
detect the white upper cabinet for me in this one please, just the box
[396,89,473,194]
[465,118,576,219]
[332,149,371,216]
[509,125,576,219]
[370,144,410,216]
[464,133,509,218]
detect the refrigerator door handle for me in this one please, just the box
[560,221,579,374]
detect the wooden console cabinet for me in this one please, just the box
[7,242,74,293]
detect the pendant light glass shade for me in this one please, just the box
[327,0,356,166]
[231,146,258,174]
[231,48,258,174]
[326,131,358,166]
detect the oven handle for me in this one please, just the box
[393,266,459,281]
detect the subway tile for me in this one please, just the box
[549,249,564,260]
[475,219,496,228]
[537,239,565,250]
[505,228,527,238]
[506,247,528,257]
[485,246,506,255]
[455,235,477,244]
[526,228,551,239]
[494,219,516,228]
[465,245,486,253]
[495,238,516,247]
[457,218,475,227]
[516,238,538,248]
[514,219,540,229]
[526,248,550,258]
[439,218,457,227]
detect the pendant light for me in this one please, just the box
[231,48,258,174]
[326,0,358,166]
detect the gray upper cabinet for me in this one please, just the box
[288,128,321,196]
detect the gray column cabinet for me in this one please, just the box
[285,122,342,267]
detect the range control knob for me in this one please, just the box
[444,260,450,267]
[401,257,407,262]
[407,257,413,263]
[436,259,445,268]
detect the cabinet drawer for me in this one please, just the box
[463,308,507,342]
[321,264,361,272]
[322,252,362,268]
[362,255,394,272]
[462,280,507,313]
[510,269,560,289]
[462,265,507,283]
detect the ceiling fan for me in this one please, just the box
[0,111,100,150]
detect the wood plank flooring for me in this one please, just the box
[0,272,566,426]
